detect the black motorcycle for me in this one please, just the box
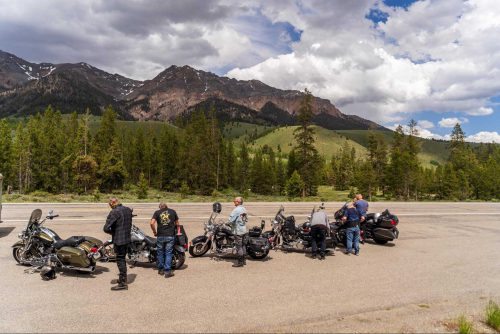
[102,223,187,270]
[262,205,336,252]
[332,204,400,245]
[189,202,270,260]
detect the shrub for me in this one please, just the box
[486,300,500,331]
[457,315,473,334]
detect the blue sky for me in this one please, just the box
[1,0,499,142]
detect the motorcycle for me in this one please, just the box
[12,209,104,275]
[332,203,400,245]
[189,202,270,260]
[262,205,336,252]
[101,223,187,270]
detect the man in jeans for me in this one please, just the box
[310,205,330,260]
[342,202,361,256]
[150,203,179,278]
[103,197,133,290]
[228,196,247,267]
[354,194,369,243]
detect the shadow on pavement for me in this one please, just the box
[0,226,16,238]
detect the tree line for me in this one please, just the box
[0,93,498,200]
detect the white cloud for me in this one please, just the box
[227,0,500,125]
[465,107,494,116]
[389,123,448,140]
[466,131,500,143]
[418,120,434,129]
[438,117,469,128]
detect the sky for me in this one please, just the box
[1,0,499,143]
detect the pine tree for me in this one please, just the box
[72,155,98,193]
[292,89,321,196]
[137,172,148,199]
[286,170,304,198]
[98,139,128,192]
[0,119,13,188]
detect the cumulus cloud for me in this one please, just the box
[227,0,500,124]
[466,131,500,143]
[438,117,468,128]
[418,120,434,129]
[1,0,499,129]
[389,123,448,140]
[0,0,298,79]
[466,107,494,116]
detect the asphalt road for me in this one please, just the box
[0,202,499,333]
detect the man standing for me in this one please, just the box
[103,197,133,291]
[342,202,361,256]
[354,194,369,243]
[310,205,330,260]
[150,203,179,278]
[228,196,247,267]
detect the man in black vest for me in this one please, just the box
[103,197,133,290]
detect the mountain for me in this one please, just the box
[0,50,385,130]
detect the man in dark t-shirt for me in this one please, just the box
[150,203,179,278]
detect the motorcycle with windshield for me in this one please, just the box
[189,202,270,260]
[332,203,400,245]
[262,204,336,252]
[12,209,104,276]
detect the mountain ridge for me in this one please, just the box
[0,50,386,130]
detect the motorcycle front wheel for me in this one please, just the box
[12,245,31,265]
[188,242,210,257]
[247,249,269,260]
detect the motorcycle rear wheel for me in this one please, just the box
[172,252,185,269]
[374,238,389,245]
[189,242,209,257]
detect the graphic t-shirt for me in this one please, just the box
[152,208,178,237]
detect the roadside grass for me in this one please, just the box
[485,300,500,331]
[3,186,352,203]
[457,315,473,334]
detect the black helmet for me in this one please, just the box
[40,265,56,280]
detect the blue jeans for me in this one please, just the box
[157,236,175,271]
[345,226,360,254]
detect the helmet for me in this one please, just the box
[40,265,56,280]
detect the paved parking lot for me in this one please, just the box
[0,202,499,333]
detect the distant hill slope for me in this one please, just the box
[0,49,385,131]
[227,123,450,166]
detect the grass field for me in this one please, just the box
[2,186,353,203]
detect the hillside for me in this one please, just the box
[230,123,449,166]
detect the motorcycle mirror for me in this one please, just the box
[212,202,222,214]
[260,220,265,229]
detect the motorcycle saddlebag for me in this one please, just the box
[378,216,398,228]
[372,228,396,241]
[246,237,269,252]
[56,246,91,267]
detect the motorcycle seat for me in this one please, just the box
[53,236,86,250]
[144,235,157,246]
